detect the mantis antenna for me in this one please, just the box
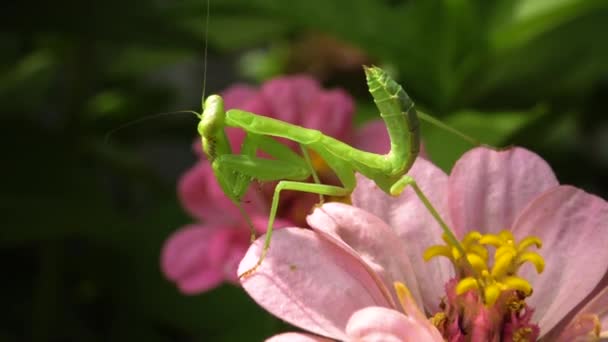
[201,0,210,102]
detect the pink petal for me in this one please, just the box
[160,225,228,294]
[550,285,608,341]
[354,119,391,155]
[238,228,393,340]
[511,185,608,334]
[554,315,603,342]
[353,119,427,158]
[448,147,559,236]
[221,84,258,109]
[260,75,321,125]
[307,202,423,311]
[345,307,444,341]
[352,157,454,312]
[265,332,333,342]
[192,137,204,157]
[302,89,354,142]
[224,127,248,154]
[207,226,257,287]
[583,282,608,330]
[250,214,295,235]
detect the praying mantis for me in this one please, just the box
[198,66,469,278]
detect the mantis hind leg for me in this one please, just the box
[390,175,466,259]
[391,174,479,276]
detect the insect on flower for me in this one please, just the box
[196,66,476,278]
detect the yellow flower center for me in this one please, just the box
[424,230,545,306]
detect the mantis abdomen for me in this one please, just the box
[364,66,420,175]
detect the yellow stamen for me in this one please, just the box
[517,251,545,273]
[479,234,504,247]
[456,277,479,295]
[501,276,533,296]
[423,245,453,262]
[499,230,515,242]
[492,250,515,278]
[462,231,483,246]
[484,283,502,306]
[518,236,542,251]
[468,244,489,261]
[466,253,487,273]
[425,229,545,306]
[495,244,516,261]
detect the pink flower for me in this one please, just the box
[239,146,608,341]
[162,74,394,294]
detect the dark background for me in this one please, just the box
[2,0,607,340]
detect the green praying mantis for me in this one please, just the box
[197,66,473,278]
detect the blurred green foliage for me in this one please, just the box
[1,0,607,340]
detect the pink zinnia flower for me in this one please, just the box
[239,146,608,341]
[161,75,394,294]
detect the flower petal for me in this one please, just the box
[354,119,428,158]
[160,225,227,294]
[265,332,333,342]
[584,281,608,332]
[260,75,321,125]
[345,307,444,341]
[303,89,354,142]
[352,157,454,312]
[512,185,608,334]
[548,284,608,341]
[239,228,393,340]
[354,120,391,155]
[449,147,559,235]
[206,227,255,287]
[222,84,258,109]
[307,203,423,312]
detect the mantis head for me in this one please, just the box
[198,94,227,161]
[198,94,226,139]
